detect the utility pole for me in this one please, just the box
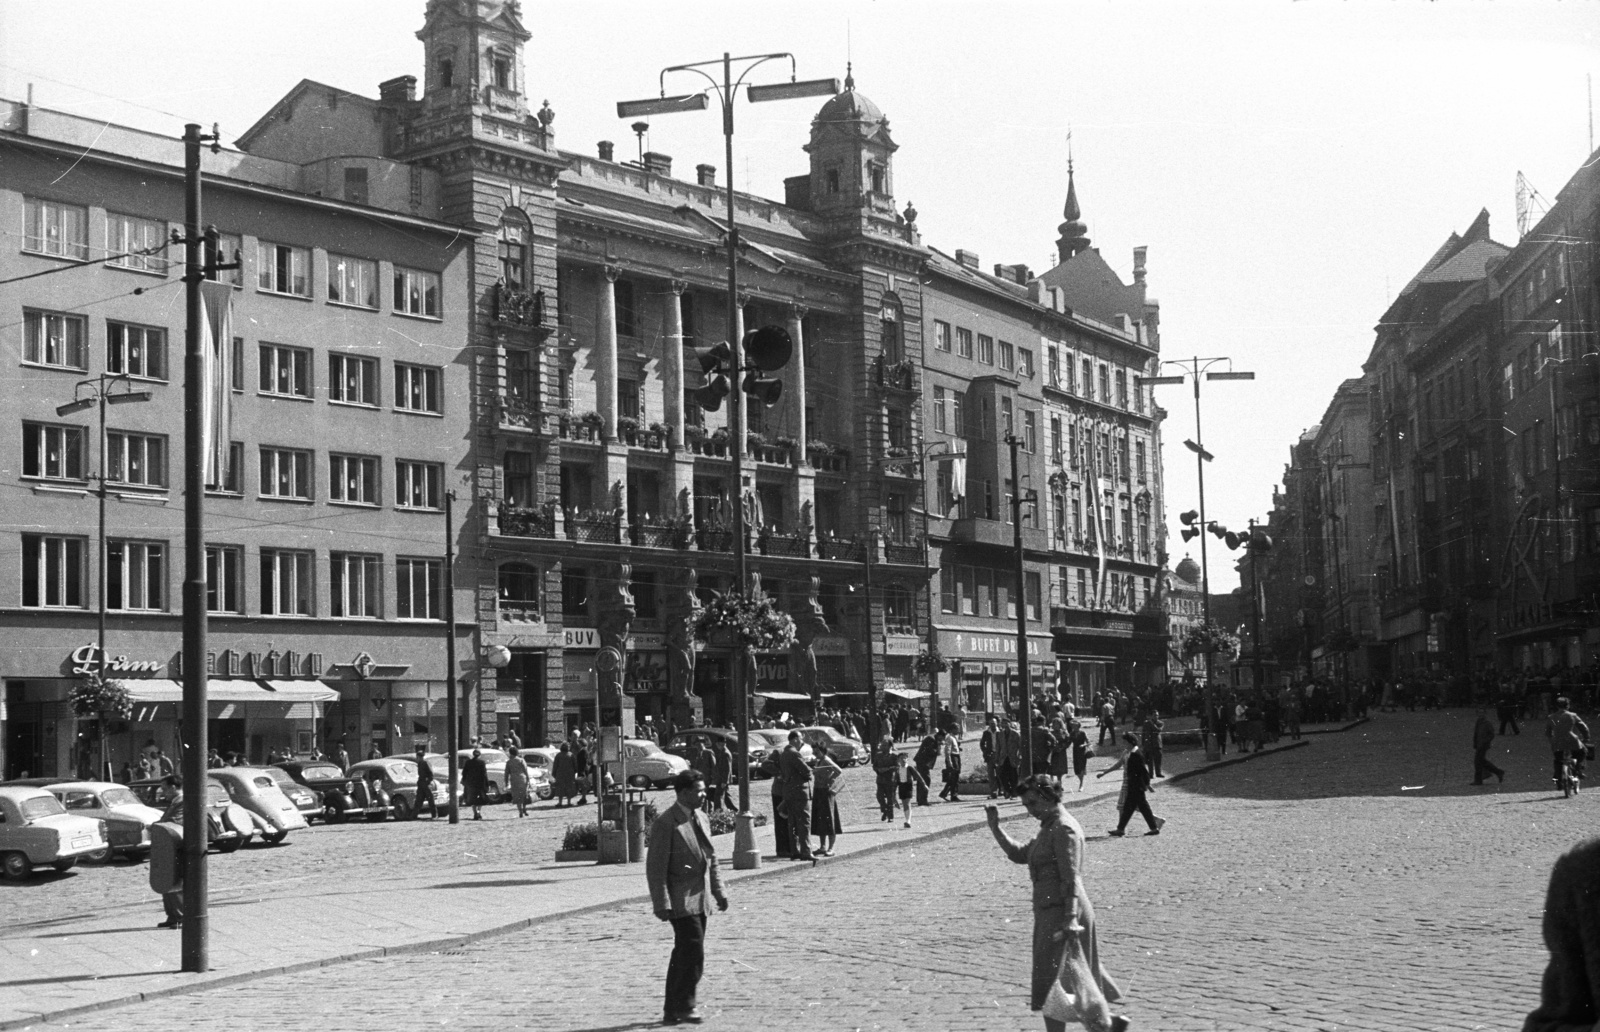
[444,490,459,824]
[1007,433,1032,774]
[1248,517,1265,691]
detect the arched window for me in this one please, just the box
[490,50,512,90]
[498,563,541,621]
[437,57,454,89]
[498,208,531,288]
[880,298,902,364]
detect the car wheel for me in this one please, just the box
[2,852,31,880]
[84,845,114,864]
[216,836,244,854]
[262,829,288,845]
[324,805,342,824]
[52,857,78,873]
[391,795,413,821]
[627,774,651,788]
[486,781,501,803]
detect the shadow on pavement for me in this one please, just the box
[561,1023,665,1032]
[0,968,171,988]
[37,925,160,939]
[429,878,558,890]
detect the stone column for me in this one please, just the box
[733,296,747,459]
[786,305,808,458]
[664,280,686,452]
[597,265,620,443]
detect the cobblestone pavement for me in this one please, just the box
[33,710,1587,1032]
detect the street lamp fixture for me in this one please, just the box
[620,53,837,872]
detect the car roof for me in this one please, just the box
[43,781,127,792]
[0,785,54,800]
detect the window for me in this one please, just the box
[618,378,642,421]
[107,322,166,379]
[1018,348,1034,378]
[613,279,636,337]
[1026,572,1041,622]
[1136,441,1147,481]
[23,197,89,259]
[107,540,164,611]
[1115,370,1127,408]
[261,549,313,616]
[977,334,995,365]
[397,558,443,619]
[1082,359,1094,401]
[563,566,590,618]
[393,267,441,318]
[932,385,947,433]
[1022,410,1037,453]
[1119,437,1130,481]
[205,545,242,614]
[998,340,1014,371]
[397,460,444,510]
[22,423,85,480]
[329,454,378,505]
[498,216,528,287]
[209,442,244,495]
[1138,510,1151,555]
[958,566,977,615]
[1098,365,1110,401]
[492,52,512,89]
[1076,569,1088,606]
[1048,347,1061,387]
[260,447,312,500]
[940,569,956,614]
[951,394,965,437]
[22,534,85,608]
[956,327,974,359]
[1050,416,1063,465]
[343,167,369,205]
[934,320,952,352]
[634,570,660,620]
[887,407,911,451]
[331,553,381,618]
[504,450,534,507]
[23,310,87,369]
[108,431,167,488]
[256,240,310,296]
[260,343,312,398]
[328,353,378,406]
[105,213,168,274]
[327,254,378,308]
[881,305,902,363]
[395,363,443,413]
[231,337,244,391]
[498,562,541,620]
[1001,397,1013,437]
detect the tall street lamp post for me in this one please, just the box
[1005,433,1036,774]
[620,55,838,871]
[1141,358,1254,760]
[57,374,152,779]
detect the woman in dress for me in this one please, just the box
[810,747,843,856]
[1068,720,1092,792]
[504,746,532,817]
[550,741,577,808]
[986,775,1128,1032]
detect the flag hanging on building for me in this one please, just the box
[199,280,234,486]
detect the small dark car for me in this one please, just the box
[275,760,392,822]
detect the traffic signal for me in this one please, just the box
[1210,522,1229,541]
[739,325,792,408]
[741,368,783,406]
[1179,510,1200,542]
[693,341,732,411]
[1248,528,1273,553]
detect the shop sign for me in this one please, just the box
[813,637,853,657]
[755,655,789,693]
[939,632,1046,660]
[884,636,921,656]
[564,628,667,651]
[624,652,668,696]
[70,644,163,677]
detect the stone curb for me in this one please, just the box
[0,718,1361,1030]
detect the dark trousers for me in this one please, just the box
[1116,791,1158,833]
[876,773,895,818]
[161,889,183,924]
[785,791,813,859]
[1473,745,1504,783]
[664,914,707,1018]
[914,762,933,804]
[1098,722,1114,745]
[998,759,1018,797]
[1499,715,1520,735]
[771,792,792,857]
[940,762,962,800]
[415,782,436,818]
[1146,748,1163,778]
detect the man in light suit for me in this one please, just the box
[646,771,728,1026]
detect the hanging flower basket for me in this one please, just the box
[70,677,133,720]
[1181,623,1240,658]
[913,644,949,676]
[693,591,796,652]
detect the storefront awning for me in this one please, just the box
[123,679,338,703]
[882,686,931,699]
[754,691,813,701]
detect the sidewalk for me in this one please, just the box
[0,719,1360,1030]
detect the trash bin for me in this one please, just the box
[626,799,648,858]
[598,824,629,864]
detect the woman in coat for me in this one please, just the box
[504,746,532,817]
[809,748,843,856]
[551,742,578,808]
[1068,721,1092,792]
[986,775,1127,1032]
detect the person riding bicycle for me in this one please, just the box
[1546,696,1590,785]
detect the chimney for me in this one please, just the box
[1132,246,1148,284]
[379,75,417,103]
[955,249,980,270]
[597,140,615,161]
[643,151,672,177]
[993,263,1032,284]
[696,163,717,188]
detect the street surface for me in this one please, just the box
[11,710,1585,1031]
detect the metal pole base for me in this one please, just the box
[731,811,761,870]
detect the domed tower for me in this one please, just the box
[1056,157,1091,263]
[1175,556,1202,585]
[803,66,900,229]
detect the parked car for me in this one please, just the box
[275,760,392,822]
[208,769,308,843]
[142,779,252,853]
[254,766,322,823]
[751,729,815,776]
[619,739,691,789]
[522,747,560,800]
[455,748,510,803]
[794,726,867,766]
[44,781,164,862]
[346,758,454,821]
[663,728,767,778]
[0,785,109,879]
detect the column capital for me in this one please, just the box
[786,302,809,321]
[603,263,621,283]
[670,278,688,296]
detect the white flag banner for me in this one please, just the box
[199,280,234,486]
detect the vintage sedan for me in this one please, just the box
[45,781,164,862]
[619,739,691,789]
[346,758,454,821]
[0,785,108,879]
[208,769,308,843]
[663,728,768,779]
[134,779,252,852]
[794,726,868,767]
[752,729,815,776]
[275,760,392,822]
[255,766,321,822]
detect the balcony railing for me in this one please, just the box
[630,521,691,549]
[808,445,849,473]
[884,537,924,565]
[567,511,622,544]
[686,434,733,458]
[757,531,809,558]
[816,536,866,562]
[497,505,558,539]
[497,601,542,623]
[492,282,546,328]
[558,417,604,443]
[497,393,552,434]
[874,354,920,393]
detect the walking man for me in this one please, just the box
[913,729,941,805]
[412,745,438,820]
[1497,693,1521,736]
[1098,732,1165,837]
[979,716,1000,799]
[1097,696,1117,746]
[938,727,963,801]
[1472,707,1506,785]
[646,772,729,1026]
[707,738,732,813]
[1142,710,1166,778]
[778,731,815,861]
[462,748,489,820]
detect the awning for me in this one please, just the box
[754,691,813,701]
[882,686,931,699]
[122,679,337,703]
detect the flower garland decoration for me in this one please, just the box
[70,677,133,720]
[913,644,949,676]
[693,590,796,651]
[1181,622,1240,658]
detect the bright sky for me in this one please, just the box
[3,0,1595,591]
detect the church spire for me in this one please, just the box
[1056,136,1091,263]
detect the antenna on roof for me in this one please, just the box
[1516,171,1550,239]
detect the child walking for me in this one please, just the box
[893,752,928,828]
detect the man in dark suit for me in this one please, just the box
[1100,731,1165,837]
[646,771,728,1026]
[413,745,437,820]
[777,731,815,861]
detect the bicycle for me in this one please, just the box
[1557,751,1582,798]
